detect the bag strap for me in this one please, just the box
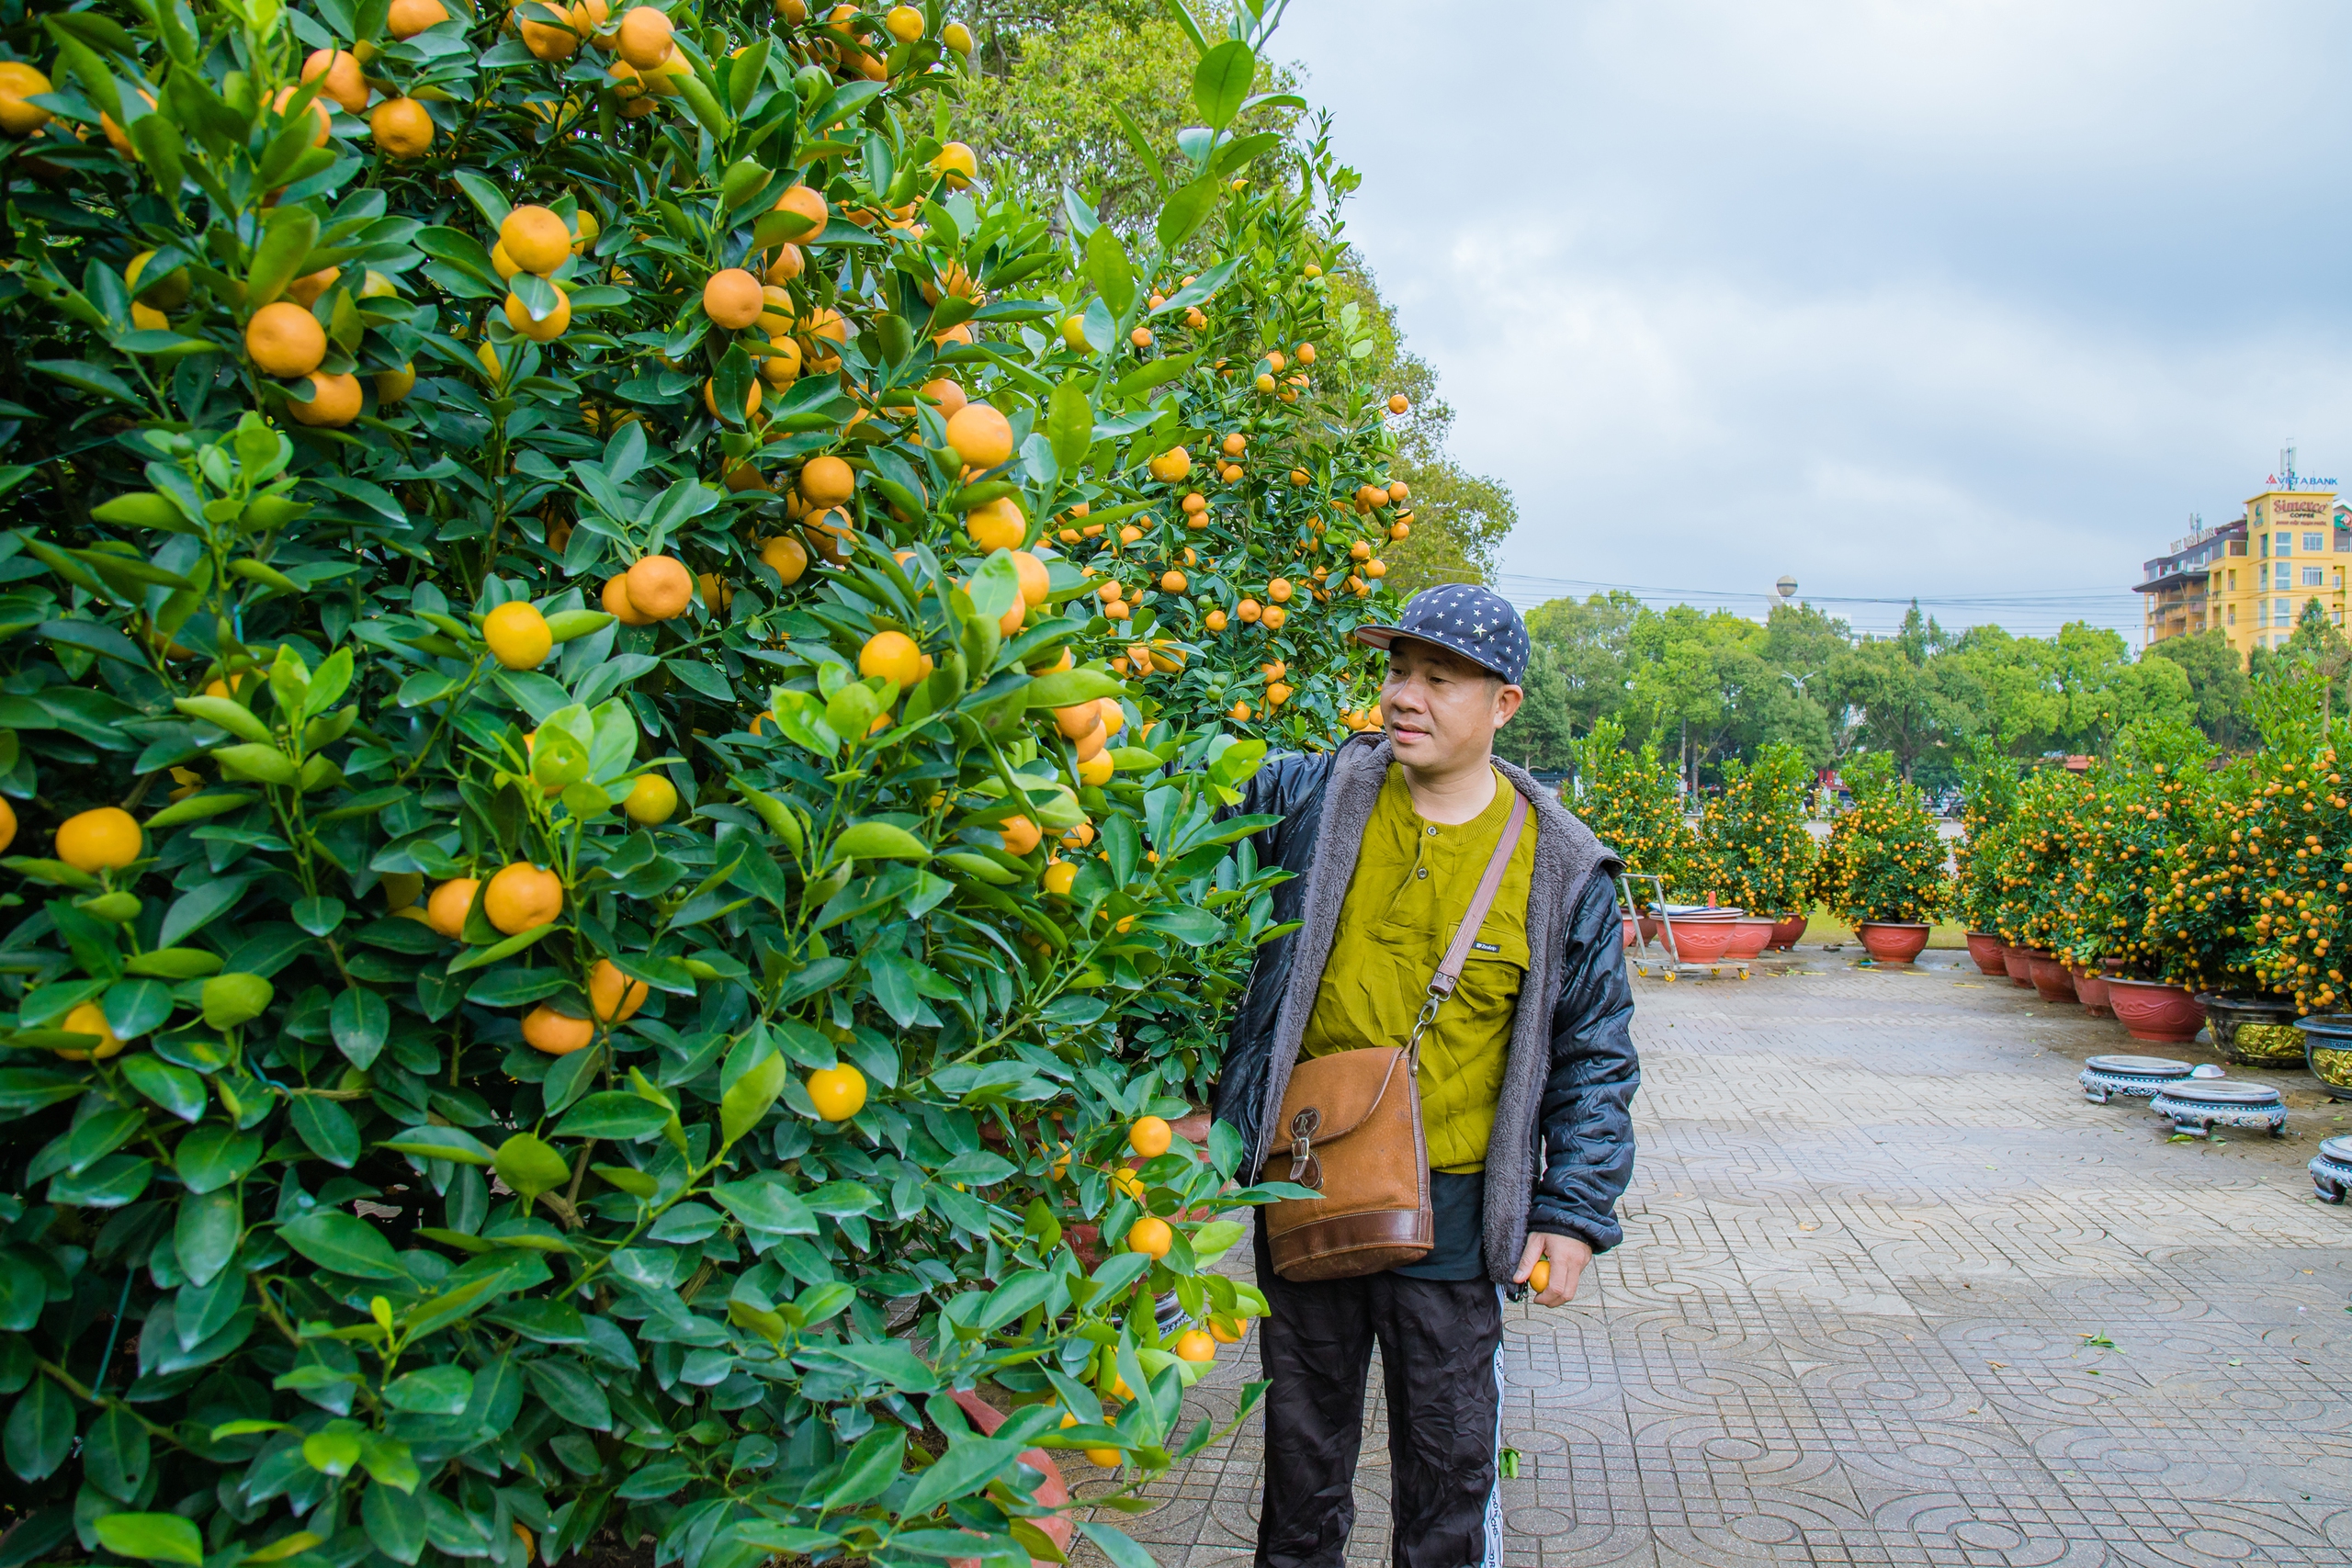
[1407,787,1529,1061]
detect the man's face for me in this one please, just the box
[1379,637,1522,772]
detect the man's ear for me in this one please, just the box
[1492,684,1524,728]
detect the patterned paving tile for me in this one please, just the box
[1067,953,2352,1565]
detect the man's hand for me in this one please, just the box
[1512,1232,1593,1307]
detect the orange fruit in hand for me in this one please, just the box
[55,807,141,872]
[859,630,924,690]
[1528,1258,1551,1295]
[1174,1330,1216,1363]
[426,877,479,938]
[997,816,1040,855]
[944,402,1013,469]
[808,1063,866,1122]
[59,1002,125,1061]
[246,302,326,377]
[1128,1115,1171,1158]
[588,957,649,1021]
[522,1004,594,1055]
[603,573,653,626]
[703,267,763,330]
[616,6,673,67]
[499,205,571,275]
[799,454,855,506]
[301,48,369,113]
[1127,1216,1172,1258]
[483,601,552,669]
[622,773,677,825]
[625,555,694,619]
[483,862,563,934]
[371,97,435,157]
[288,372,362,428]
[965,495,1024,552]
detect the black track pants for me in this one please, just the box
[1253,1217,1505,1568]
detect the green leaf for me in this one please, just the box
[94,1514,203,1566]
[279,1211,410,1280]
[1047,380,1093,470]
[289,1096,360,1167]
[551,1093,671,1141]
[1083,224,1135,318]
[821,1427,905,1510]
[899,1431,1023,1517]
[122,1055,206,1121]
[377,1125,495,1166]
[494,1133,571,1203]
[830,821,930,864]
[145,791,260,829]
[720,1052,788,1145]
[1192,39,1256,130]
[201,972,275,1029]
[211,742,300,785]
[4,1378,73,1482]
[122,947,224,978]
[1156,175,1224,252]
[1025,668,1126,708]
[247,207,322,309]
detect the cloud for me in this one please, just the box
[1277,0,2352,637]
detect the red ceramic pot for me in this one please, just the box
[2002,946,2037,987]
[1666,918,1736,962]
[1637,915,1659,946]
[1857,921,1930,963]
[1170,1105,1212,1146]
[1770,913,1809,950]
[1726,918,1777,958]
[1622,914,1639,950]
[1964,931,2007,976]
[2027,955,2078,1004]
[950,1390,1073,1565]
[2105,978,2206,1043]
[2071,966,2113,1018]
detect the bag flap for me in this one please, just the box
[1274,1048,1408,1143]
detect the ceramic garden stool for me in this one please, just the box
[2147,1078,2287,1139]
[2310,1135,2352,1202]
[2078,1055,2192,1104]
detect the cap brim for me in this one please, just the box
[1354,626,1514,681]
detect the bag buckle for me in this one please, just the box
[1406,993,1443,1063]
[1287,1107,1322,1190]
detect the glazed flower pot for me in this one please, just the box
[2027,955,2077,1004]
[2104,978,2205,1044]
[2197,994,2302,1066]
[2071,966,2113,1019]
[1857,921,1930,964]
[1964,931,2007,976]
[2002,946,2037,987]
[1770,913,1809,950]
[1665,917,1736,963]
[1726,918,1777,959]
[2299,1016,2352,1101]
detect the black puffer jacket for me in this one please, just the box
[1212,741,1641,1264]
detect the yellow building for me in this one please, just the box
[2140,487,2352,657]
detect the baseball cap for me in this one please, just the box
[1353,583,1530,684]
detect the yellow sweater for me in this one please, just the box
[1300,764,1537,1173]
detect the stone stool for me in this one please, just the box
[2079,1055,2192,1104]
[2147,1079,2287,1139]
[2311,1136,2352,1202]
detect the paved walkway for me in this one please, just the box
[1083,949,2352,1567]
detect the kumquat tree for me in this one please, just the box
[0,0,1419,1562]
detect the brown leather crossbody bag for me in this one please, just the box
[1265,790,1531,1282]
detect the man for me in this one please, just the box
[1215,583,1640,1568]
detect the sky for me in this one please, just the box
[1274,0,2352,641]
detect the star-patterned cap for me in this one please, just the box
[1353,583,1530,684]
